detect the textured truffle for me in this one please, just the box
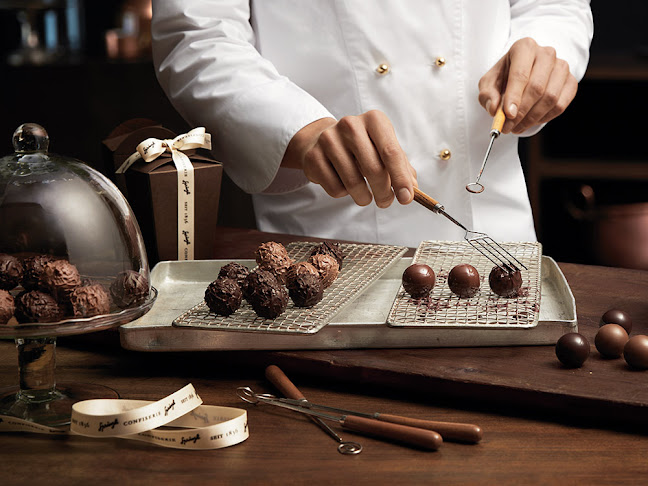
[15,290,63,323]
[22,254,57,291]
[448,264,480,298]
[288,272,324,308]
[0,289,15,324]
[255,242,294,284]
[110,270,149,309]
[286,261,320,284]
[308,254,340,289]
[0,253,24,291]
[310,242,344,269]
[488,266,522,298]
[244,269,288,319]
[205,277,243,316]
[402,264,436,298]
[217,262,250,287]
[69,284,111,318]
[41,259,81,301]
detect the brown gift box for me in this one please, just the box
[103,119,223,264]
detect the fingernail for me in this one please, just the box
[485,99,492,115]
[397,188,412,204]
[509,103,518,118]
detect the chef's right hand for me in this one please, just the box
[281,111,417,208]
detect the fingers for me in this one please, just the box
[500,38,536,128]
[478,56,508,116]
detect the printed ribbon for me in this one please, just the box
[116,127,212,260]
[0,384,249,450]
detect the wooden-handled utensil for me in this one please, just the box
[467,105,506,194]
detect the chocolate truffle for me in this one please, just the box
[308,254,340,289]
[402,264,435,298]
[242,269,279,301]
[624,335,648,370]
[69,284,111,318]
[448,264,480,298]
[41,259,81,301]
[286,261,320,284]
[488,266,522,298]
[0,253,24,291]
[310,242,344,269]
[205,277,242,316]
[288,272,324,308]
[218,262,250,287]
[110,270,149,309]
[22,254,57,291]
[555,332,590,368]
[244,269,288,319]
[0,289,15,324]
[595,324,629,359]
[255,241,294,284]
[15,290,63,323]
[600,308,632,334]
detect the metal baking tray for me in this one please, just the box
[120,256,577,351]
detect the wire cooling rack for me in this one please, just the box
[173,242,407,334]
[387,241,542,329]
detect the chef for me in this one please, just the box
[151,1,593,247]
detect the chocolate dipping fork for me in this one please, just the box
[413,186,527,272]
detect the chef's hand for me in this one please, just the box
[281,111,417,208]
[478,37,578,134]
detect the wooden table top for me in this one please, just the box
[2,227,648,485]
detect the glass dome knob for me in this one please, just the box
[12,123,50,153]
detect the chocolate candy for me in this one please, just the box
[448,264,480,298]
[244,269,288,319]
[255,241,294,284]
[600,308,632,334]
[0,253,24,291]
[595,324,629,359]
[41,259,81,301]
[308,254,340,289]
[555,332,590,368]
[623,335,648,370]
[488,266,522,298]
[69,284,111,318]
[0,289,15,324]
[287,272,323,308]
[217,262,250,288]
[110,270,149,309]
[205,277,242,316]
[310,242,344,269]
[402,264,435,298]
[15,290,63,323]
[22,254,57,291]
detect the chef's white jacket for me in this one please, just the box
[152,0,593,247]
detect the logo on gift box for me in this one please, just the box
[164,400,176,416]
[181,433,200,445]
[182,179,191,195]
[98,418,119,432]
[182,230,191,245]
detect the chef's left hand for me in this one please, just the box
[478,37,578,134]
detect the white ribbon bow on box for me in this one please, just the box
[116,127,212,261]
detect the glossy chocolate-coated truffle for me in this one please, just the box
[623,335,648,370]
[555,332,590,368]
[69,284,111,318]
[308,254,340,289]
[255,242,294,284]
[41,259,81,301]
[246,271,288,319]
[600,308,632,334]
[310,242,344,269]
[218,262,250,287]
[0,253,24,291]
[205,277,242,316]
[488,266,522,298]
[595,324,629,359]
[110,270,149,309]
[448,264,480,298]
[15,290,63,323]
[0,289,15,324]
[402,264,435,298]
[22,254,57,291]
[288,272,324,308]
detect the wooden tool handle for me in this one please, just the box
[492,105,506,133]
[341,415,443,451]
[265,365,306,400]
[376,413,482,444]
[413,187,442,212]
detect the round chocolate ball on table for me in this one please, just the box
[624,335,648,370]
[402,264,435,299]
[287,272,324,308]
[448,264,480,298]
[22,254,57,291]
[41,259,82,301]
[555,332,590,368]
[110,270,149,309]
[488,266,522,298]
[600,308,632,335]
[218,262,250,288]
[0,289,15,324]
[15,290,63,323]
[0,253,24,291]
[595,324,629,359]
[205,277,242,316]
[69,284,111,318]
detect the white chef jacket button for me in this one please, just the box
[435,57,446,67]
[376,63,390,75]
[439,149,452,160]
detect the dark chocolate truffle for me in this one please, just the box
[255,242,294,284]
[402,264,435,298]
[244,269,288,319]
[15,290,63,323]
[218,262,250,287]
[448,264,480,298]
[41,259,81,301]
[110,270,149,309]
[595,324,629,359]
[69,284,111,318]
[308,254,340,289]
[600,309,632,334]
[0,289,15,324]
[286,261,320,284]
[488,266,522,298]
[22,254,57,291]
[288,272,324,308]
[310,242,344,269]
[0,253,24,291]
[555,332,590,368]
[205,277,243,316]
[624,335,648,370]
[242,269,279,301]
